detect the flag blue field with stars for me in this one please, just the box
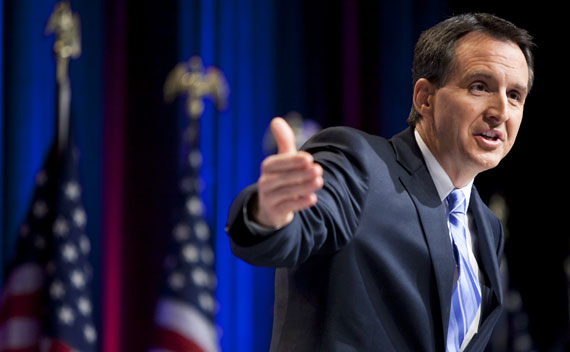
[150,118,219,352]
[0,140,97,352]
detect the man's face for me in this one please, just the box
[421,31,529,183]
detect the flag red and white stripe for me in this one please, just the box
[151,298,218,352]
[0,143,96,352]
[0,264,44,352]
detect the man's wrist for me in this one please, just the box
[243,193,282,235]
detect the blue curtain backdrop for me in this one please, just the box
[2,0,56,266]
[1,1,568,351]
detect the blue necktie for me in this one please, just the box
[446,189,481,352]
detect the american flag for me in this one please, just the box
[0,141,97,352]
[149,120,219,352]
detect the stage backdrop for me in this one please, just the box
[1,0,567,351]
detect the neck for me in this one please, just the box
[415,124,477,188]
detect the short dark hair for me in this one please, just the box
[407,13,535,127]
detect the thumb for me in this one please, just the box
[271,117,297,154]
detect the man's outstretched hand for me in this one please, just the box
[252,117,324,228]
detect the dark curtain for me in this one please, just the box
[1,0,567,351]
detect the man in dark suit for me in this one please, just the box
[226,13,534,351]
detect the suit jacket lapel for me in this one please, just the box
[463,189,504,351]
[390,127,456,344]
[469,189,503,307]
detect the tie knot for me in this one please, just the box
[447,189,466,215]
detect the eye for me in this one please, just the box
[469,82,487,92]
[508,90,522,102]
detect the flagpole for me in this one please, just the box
[45,0,81,156]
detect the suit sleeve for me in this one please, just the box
[225,127,372,267]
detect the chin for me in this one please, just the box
[472,155,503,173]
[467,144,510,171]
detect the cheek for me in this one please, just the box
[433,101,460,129]
[442,98,477,126]
[433,94,477,137]
[507,116,523,142]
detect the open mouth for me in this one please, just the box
[478,130,502,142]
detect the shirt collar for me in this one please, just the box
[414,129,473,207]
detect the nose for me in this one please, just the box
[484,93,509,125]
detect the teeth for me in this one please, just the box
[481,131,498,139]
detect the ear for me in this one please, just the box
[412,78,436,119]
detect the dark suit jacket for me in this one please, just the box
[226,126,504,351]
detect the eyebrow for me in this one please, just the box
[463,71,528,95]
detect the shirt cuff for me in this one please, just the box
[242,192,282,236]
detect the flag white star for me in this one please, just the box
[62,243,78,262]
[192,268,209,287]
[50,280,66,299]
[70,270,86,289]
[188,150,202,168]
[58,305,75,325]
[182,244,199,263]
[53,217,69,237]
[77,296,92,316]
[186,196,203,216]
[168,272,185,290]
[73,208,87,228]
[64,181,81,201]
[194,221,210,241]
[84,324,97,343]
